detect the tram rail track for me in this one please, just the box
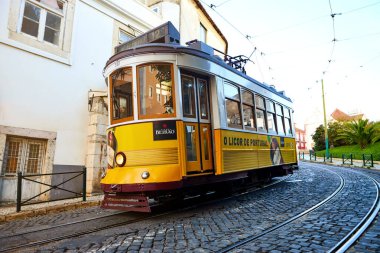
[217,165,380,253]
[217,167,346,253]
[0,211,128,240]
[328,172,380,253]
[0,175,292,252]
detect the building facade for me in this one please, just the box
[0,0,226,202]
[295,126,307,153]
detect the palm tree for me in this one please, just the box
[337,119,379,149]
[373,121,380,144]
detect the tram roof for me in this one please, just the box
[105,43,292,103]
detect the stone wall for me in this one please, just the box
[85,93,108,194]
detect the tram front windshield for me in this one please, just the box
[110,63,175,123]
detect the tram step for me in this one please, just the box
[101,193,151,212]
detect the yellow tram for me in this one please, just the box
[101,22,298,212]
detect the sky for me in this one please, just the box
[200,0,380,127]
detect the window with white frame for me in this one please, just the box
[112,20,137,53]
[20,0,65,45]
[2,136,47,175]
[7,0,75,59]
[118,29,134,45]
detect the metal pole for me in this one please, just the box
[16,171,22,212]
[321,79,329,159]
[371,154,374,167]
[362,154,365,167]
[82,167,87,202]
[350,154,353,165]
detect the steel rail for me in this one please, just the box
[0,211,161,252]
[328,173,380,253]
[0,174,292,252]
[217,168,345,253]
[0,211,127,240]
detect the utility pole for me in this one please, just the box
[321,79,329,159]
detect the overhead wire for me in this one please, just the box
[210,0,233,8]
[321,0,380,70]
[342,0,380,15]
[339,31,380,41]
[202,0,380,85]
[199,0,275,84]
[322,0,339,76]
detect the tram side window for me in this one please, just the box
[111,67,133,122]
[255,95,267,132]
[181,75,196,118]
[284,108,293,135]
[224,82,242,128]
[198,79,209,120]
[266,100,277,133]
[276,104,285,135]
[138,64,175,119]
[242,90,256,130]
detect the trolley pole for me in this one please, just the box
[321,79,329,159]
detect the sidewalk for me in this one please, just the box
[298,153,380,170]
[0,194,103,222]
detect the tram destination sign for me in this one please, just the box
[153,120,177,141]
[115,21,180,53]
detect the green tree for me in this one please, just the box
[328,121,347,147]
[337,119,379,149]
[312,125,325,151]
[373,121,380,144]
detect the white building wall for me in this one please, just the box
[179,0,199,45]
[0,0,163,201]
[160,2,180,32]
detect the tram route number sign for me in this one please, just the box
[153,120,177,141]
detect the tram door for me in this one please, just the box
[181,74,213,175]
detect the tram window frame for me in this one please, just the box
[137,63,176,120]
[266,100,277,134]
[224,82,242,129]
[242,90,256,131]
[284,107,293,135]
[276,103,285,135]
[255,95,267,133]
[110,67,134,124]
[198,78,210,120]
[181,75,196,118]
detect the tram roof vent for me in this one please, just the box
[186,40,214,56]
[115,21,180,53]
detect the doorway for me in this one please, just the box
[181,74,213,175]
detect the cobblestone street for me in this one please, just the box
[1,162,380,252]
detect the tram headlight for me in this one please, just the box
[141,171,150,179]
[115,152,126,167]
